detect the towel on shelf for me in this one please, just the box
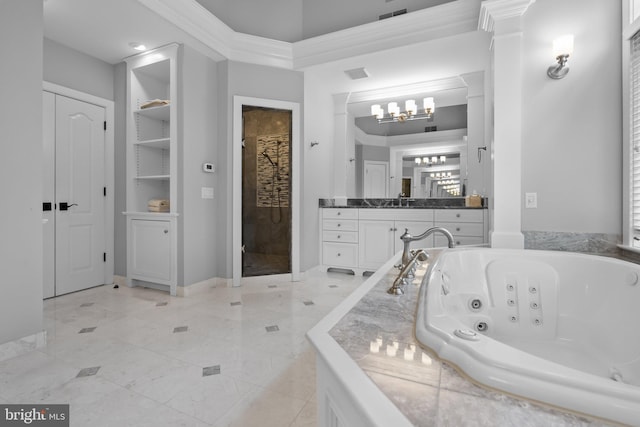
[140,99,170,109]
[148,199,170,212]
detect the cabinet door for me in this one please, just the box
[358,220,395,270]
[394,220,434,253]
[131,219,172,283]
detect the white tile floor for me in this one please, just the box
[0,269,365,427]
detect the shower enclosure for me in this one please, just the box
[241,106,292,277]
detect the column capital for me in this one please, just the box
[479,0,536,33]
[333,93,350,115]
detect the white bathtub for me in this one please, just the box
[415,248,640,426]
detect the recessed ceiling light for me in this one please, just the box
[129,42,147,51]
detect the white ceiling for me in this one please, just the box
[43,0,220,64]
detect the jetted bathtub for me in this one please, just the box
[415,248,640,426]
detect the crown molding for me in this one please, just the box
[479,0,536,33]
[138,0,482,70]
[348,77,468,105]
[137,0,293,68]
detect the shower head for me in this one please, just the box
[262,151,276,166]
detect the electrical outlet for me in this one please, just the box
[525,192,537,209]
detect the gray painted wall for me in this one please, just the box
[0,0,43,344]
[217,60,304,276]
[521,0,622,234]
[43,38,115,101]
[114,63,127,276]
[180,46,219,286]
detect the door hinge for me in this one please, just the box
[103,121,107,131]
[103,252,106,262]
[103,187,106,197]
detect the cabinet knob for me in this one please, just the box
[456,213,461,218]
[337,212,341,216]
[164,229,169,234]
[337,235,341,239]
[337,223,341,227]
[390,228,394,232]
[456,227,461,232]
[337,253,341,257]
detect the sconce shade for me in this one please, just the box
[388,102,400,117]
[405,99,417,114]
[553,34,574,58]
[547,34,573,79]
[423,97,435,112]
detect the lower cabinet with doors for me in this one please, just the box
[126,214,178,295]
[321,207,487,273]
[358,209,433,271]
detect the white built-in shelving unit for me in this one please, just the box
[124,43,179,295]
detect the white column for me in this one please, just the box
[479,0,536,249]
[460,71,486,196]
[332,93,351,205]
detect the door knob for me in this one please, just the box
[59,202,78,211]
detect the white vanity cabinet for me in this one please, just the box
[434,209,486,247]
[321,208,359,269]
[124,44,179,295]
[358,209,433,270]
[320,207,487,274]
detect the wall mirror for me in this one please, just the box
[347,74,486,199]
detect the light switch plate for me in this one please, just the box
[525,192,537,209]
[201,187,214,199]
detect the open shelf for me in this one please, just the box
[134,138,170,149]
[135,104,170,121]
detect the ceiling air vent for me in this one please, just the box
[344,67,369,80]
[379,9,407,20]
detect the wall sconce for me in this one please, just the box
[547,34,574,80]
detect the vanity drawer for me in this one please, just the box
[435,209,484,223]
[435,235,485,247]
[323,219,358,232]
[323,208,358,220]
[435,221,484,237]
[323,242,358,267]
[323,230,358,243]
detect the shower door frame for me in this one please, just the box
[232,96,300,287]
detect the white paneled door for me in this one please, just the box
[43,92,106,297]
[364,161,389,198]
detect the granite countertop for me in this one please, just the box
[326,252,615,427]
[318,198,487,209]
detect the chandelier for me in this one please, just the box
[415,155,446,166]
[371,97,435,124]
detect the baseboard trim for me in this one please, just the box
[0,330,47,363]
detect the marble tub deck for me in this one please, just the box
[328,258,620,427]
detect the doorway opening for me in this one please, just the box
[241,105,292,277]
